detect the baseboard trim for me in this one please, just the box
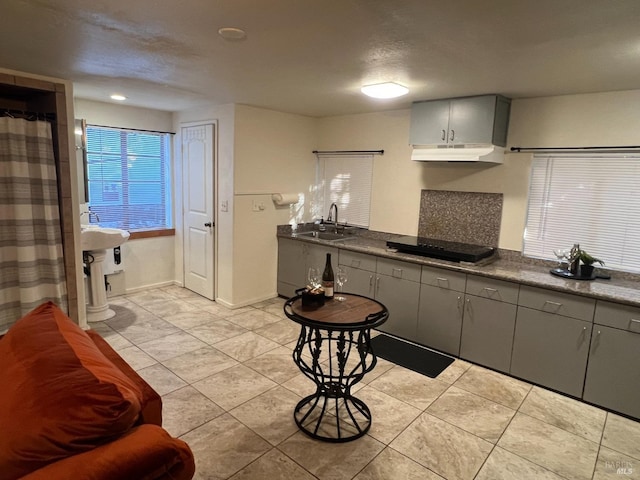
[215,292,279,309]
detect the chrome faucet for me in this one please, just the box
[88,207,100,224]
[327,203,338,233]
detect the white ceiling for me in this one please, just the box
[2,0,640,117]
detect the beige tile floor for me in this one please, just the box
[91,286,640,480]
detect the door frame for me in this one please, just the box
[180,119,218,300]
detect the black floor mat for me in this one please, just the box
[370,334,455,378]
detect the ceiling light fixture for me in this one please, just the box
[361,82,409,99]
[218,27,247,41]
[110,94,127,101]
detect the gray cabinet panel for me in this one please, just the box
[466,274,519,304]
[339,250,376,272]
[277,238,305,296]
[409,99,450,145]
[376,257,421,282]
[375,274,420,340]
[583,325,640,419]
[341,265,374,298]
[594,301,640,333]
[511,306,592,397]
[417,284,464,355]
[460,296,517,373]
[421,265,466,292]
[448,96,496,145]
[305,243,339,273]
[518,285,595,322]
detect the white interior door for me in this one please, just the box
[182,123,215,299]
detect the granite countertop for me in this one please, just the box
[278,227,640,308]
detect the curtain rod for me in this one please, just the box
[313,149,384,155]
[2,109,56,122]
[87,123,176,135]
[510,146,640,153]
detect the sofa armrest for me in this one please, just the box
[87,329,163,426]
[20,424,195,480]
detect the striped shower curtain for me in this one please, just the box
[0,116,67,333]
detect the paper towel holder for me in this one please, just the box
[271,193,300,206]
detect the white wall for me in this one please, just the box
[74,99,176,292]
[232,105,317,306]
[317,89,640,252]
[173,103,236,304]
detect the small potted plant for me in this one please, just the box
[576,249,604,277]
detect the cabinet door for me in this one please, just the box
[511,306,592,397]
[416,284,464,355]
[583,325,640,419]
[375,275,420,341]
[305,243,339,274]
[460,295,517,373]
[448,95,497,145]
[277,238,305,297]
[341,265,374,297]
[409,99,450,145]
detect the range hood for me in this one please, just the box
[411,145,505,163]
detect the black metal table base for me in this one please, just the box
[292,325,376,442]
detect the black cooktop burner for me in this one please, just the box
[386,235,495,263]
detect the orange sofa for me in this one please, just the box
[0,302,195,480]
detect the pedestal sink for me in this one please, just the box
[81,226,130,322]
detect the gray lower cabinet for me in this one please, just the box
[338,250,376,297]
[583,301,640,418]
[510,306,593,397]
[277,238,305,297]
[374,258,421,340]
[417,266,466,355]
[277,239,337,298]
[459,275,519,373]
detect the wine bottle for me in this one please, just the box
[322,253,334,299]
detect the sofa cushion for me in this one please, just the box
[0,302,143,480]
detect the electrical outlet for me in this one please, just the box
[221,200,228,212]
[252,200,265,212]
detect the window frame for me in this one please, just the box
[84,125,173,232]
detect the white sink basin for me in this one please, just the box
[81,226,130,251]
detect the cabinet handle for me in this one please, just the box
[441,129,446,141]
[351,260,361,268]
[543,300,563,312]
[436,277,449,287]
[630,319,640,324]
[457,296,462,312]
[392,268,403,278]
[375,277,380,293]
[449,129,455,142]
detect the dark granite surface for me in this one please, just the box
[278,224,640,308]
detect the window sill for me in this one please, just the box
[129,229,175,240]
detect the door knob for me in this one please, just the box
[204,222,213,227]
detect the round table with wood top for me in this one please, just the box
[283,292,388,442]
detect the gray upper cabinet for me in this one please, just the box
[583,302,640,419]
[410,94,511,147]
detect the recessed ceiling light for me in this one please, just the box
[218,27,247,41]
[110,94,127,101]
[361,82,409,99]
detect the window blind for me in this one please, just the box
[524,154,640,273]
[85,125,172,231]
[317,155,373,228]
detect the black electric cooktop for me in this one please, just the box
[386,235,495,263]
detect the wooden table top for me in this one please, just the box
[286,293,387,327]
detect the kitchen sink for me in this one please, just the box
[294,230,357,243]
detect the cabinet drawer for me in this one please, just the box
[376,258,421,282]
[518,285,595,322]
[338,250,376,272]
[594,301,640,333]
[466,275,519,304]
[421,265,466,292]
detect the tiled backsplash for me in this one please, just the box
[418,190,503,247]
